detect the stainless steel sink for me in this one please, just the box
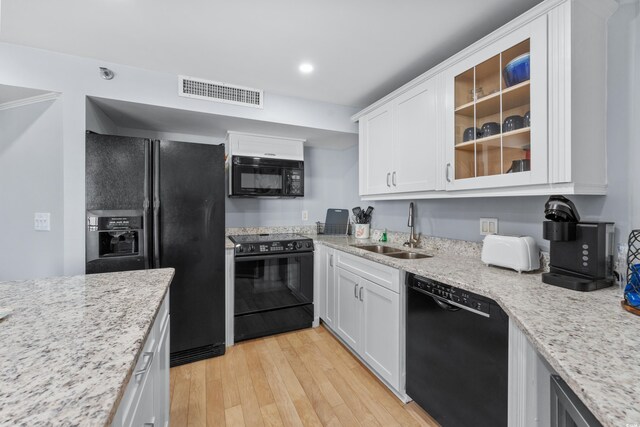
[351,244,404,254]
[351,244,432,260]
[384,252,432,260]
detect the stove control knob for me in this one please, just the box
[305,242,312,248]
[248,245,255,252]
[237,246,244,253]
[291,241,299,249]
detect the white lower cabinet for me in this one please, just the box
[318,246,402,393]
[335,268,361,349]
[316,245,336,329]
[113,292,170,427]
[154,305,170,427]
[508,317,554,427]
[360,278,400,386]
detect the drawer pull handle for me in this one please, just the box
[135,351,154,381]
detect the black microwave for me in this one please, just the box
[229,155,304,198]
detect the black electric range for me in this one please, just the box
[228,234,314,342]
[228,233,314,256]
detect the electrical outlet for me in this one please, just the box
[302,210,309,221]
[480,218,498,235]
[34,213,51,231]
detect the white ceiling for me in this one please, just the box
[0,84,51,105]
[1,0,543,107]
[88,97,358,149]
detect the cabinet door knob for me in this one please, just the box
[354,283,358,298]
[446,163,452,183]
[359,286,363,301]
[386,172,391,187]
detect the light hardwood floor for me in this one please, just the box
[169,325,439,426]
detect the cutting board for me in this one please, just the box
[324,208,349,235]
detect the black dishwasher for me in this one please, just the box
[406,273,508,427]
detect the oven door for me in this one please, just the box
[231,163,285,197]
[234,252,314,341]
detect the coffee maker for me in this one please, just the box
[542,196,615,291]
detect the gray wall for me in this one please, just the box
[224,3,639,252]
[85,102,358,230]
[0,99,64,281]
[0,41,358,276]
[348,3,636,251]
[226,144,357,227]
[630,2,640,230]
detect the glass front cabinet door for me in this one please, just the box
[445,14,547,191]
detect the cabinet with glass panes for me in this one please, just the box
[454,40,531,180]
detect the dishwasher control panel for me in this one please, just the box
[409,274,491,316]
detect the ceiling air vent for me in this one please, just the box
[178,75,263,108]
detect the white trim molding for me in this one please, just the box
[0,92,60,111]
[225,247,235,347]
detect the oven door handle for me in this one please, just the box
[234,251,314,262]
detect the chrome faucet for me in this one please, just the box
[404,202,420,248]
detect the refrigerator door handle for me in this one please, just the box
[153,140,161,268]
[143,139,151,269]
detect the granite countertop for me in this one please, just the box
[0,268,174,425]
[312,235,640,427]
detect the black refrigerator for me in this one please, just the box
[85,132,226,366]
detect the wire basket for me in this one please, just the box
[316,221,350,236]
[625,230,640,309]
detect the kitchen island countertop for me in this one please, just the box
[0,268,174,425]
[313,234,640,427]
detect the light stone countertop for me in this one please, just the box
[312,235,640,427]
[0,268,174,426]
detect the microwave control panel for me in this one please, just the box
[285,169,304,196]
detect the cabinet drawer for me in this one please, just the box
[335,250,399,293]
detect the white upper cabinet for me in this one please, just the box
[394,81,437,193]
[353,0,616,200]
[359,79,438,196]
[227,131,305,161]
[360,104,393,195]
[445,14,547,191]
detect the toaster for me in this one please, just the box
[481,234,540,273]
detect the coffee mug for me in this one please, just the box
[480,122,500,138]
[502,115,524,133]
[507,159,531,173]
[463,127,481,142]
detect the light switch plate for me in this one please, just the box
[480,218,498,235]
[302,210,309,221]
[34,212,51,231]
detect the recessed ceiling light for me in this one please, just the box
[299,63,314,74]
